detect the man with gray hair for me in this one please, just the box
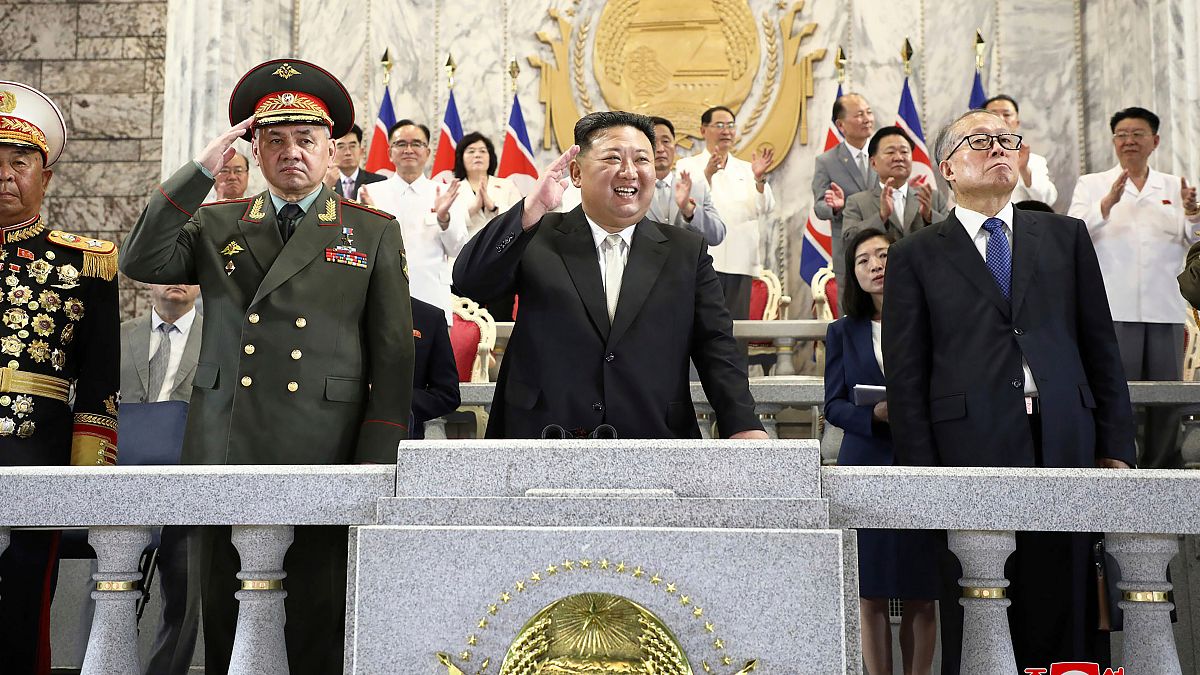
[882,109,1134,672]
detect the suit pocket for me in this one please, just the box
[506,379,540,410]
[930,393,966,422]
[193,362,219,390]
[667,401,696,430]
[1079,384,1097,409]
[325,376,365,403]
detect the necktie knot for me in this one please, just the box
[278,203,303,241]
[982,217,1006,235]
[656,179,669,190]
[603,233,623,252]
[157,322,176,335]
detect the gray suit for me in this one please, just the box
[120,310,203,675]
[842,182,949,246]
[647,169,726,246]
[812,142,877,277]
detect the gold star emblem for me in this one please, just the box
[546,564,558,575]
[665,583,677,594]
[693,606,704,618]
[650,575,662,585]
[722,655,733,666]
[487,604,498,615]
[632,566,644,578]
[478,618,488,629]
[459,650,471,661]
[499,592,511,603]
[579,559,592,569]
[515,581,525,592]
[530,572,541,582]
[704,621,715,633]
[615,562,626,574]
[680,595,691,606]
[273,63,301,79]
[713,638,724,650]
[467,634,478,646]
[562,560,575,570]
[599,558,610,570]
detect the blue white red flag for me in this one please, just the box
[896,77,935,185]
[430,90,464,182]
[497,93,539,195]
[364,84,397,176]
[799,84,844,288]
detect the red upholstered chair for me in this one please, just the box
[810,266,838,321]
[1185,308,1200,382]
[748,269,790,362]
[449,296,496,437]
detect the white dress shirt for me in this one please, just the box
[674,150,775,276]
[365,174,469,323]
[955,202,1038,395]
[585,215,635,295]
[149,306,197,402]
[871,319,884,375]
[1009,151,1058,205]
[1068,165,1200,323]
[880,181,907,227]
[848,143,871,182]
[339,168,360,200]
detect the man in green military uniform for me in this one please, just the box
[0,81,119,673]
[120,60,414,674]
[1180,241,1200,310]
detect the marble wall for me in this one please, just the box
[154,0,1200,330]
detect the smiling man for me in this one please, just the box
[120,59,414,675]
[842,125,947,244]
[883,109,1134,673]
[454,111,765,440]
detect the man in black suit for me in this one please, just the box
[882,110,1135,672]
[409,297,460,439]
[326,123,385,200]
[454,111,765,440]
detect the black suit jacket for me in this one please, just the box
[333,169,386,200]
[410,297,460,439]
[453,203,761,439]
[882,209,1135,468]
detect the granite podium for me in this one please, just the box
[343,439,859,674]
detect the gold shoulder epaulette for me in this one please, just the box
[47,230,118,281]
[342,200,394,220]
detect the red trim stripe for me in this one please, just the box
[158,186,193,217]
[363,419,408,431]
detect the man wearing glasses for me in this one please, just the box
[883,109,1134,673]
[1069,106,1200,469]
[325,123,385,200]
[360,119,467,323]
[213,151,249,201]
[675,106,775,319]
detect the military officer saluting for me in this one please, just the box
[121,60,414,674]
[0,81,119,672]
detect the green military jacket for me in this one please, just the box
[120,163,414,465]
[1180,241,1200,310]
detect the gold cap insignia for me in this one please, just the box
[273,63,301,79]
[0,91,15,114]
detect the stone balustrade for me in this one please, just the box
[6,445,1197,673]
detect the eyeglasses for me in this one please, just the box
[945,133,1022,159]
[216,167,247,176]
[1113,131,1152,141]
[704,122,737,131]
[390,140,428,150]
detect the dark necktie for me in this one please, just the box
[981,217,1012,300]
[147,322,175,402]
[278,203,303,242]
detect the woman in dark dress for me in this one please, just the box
[824,227,939,675]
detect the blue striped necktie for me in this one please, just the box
[981,217,1011,300]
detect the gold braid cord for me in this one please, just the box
[573,19,595,113]
[744,13,779,133]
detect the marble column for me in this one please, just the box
[947,529,1017,674]
[1107,532,1183,675]
[228,525,294,675]
[82,526,153,675]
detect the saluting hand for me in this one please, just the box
[521,145,579,230]
[1100,169,1129,220]
[675,169,697,220]
[195,116,254,176]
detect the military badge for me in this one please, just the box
[324,248,368,268]
[3,307,28,330]
[401,251,409,281]
[51,348,65,371]
[0,90,15,114]
[28,258,52,283]
[63,297,84,321]
[1,335,23,356]
[27,339,50,363]
[54,263,80,289]
[31,313,54,337]
[7,285,31,304]
[247,195,266,220]
[11,395,33,415]
[221,241,245,256]
[38,290,61,312]
[104,395,118,416]
[60,323,74,344]
[273,63,301,79]
[16,421,34,438]
[0,418,13,436]
[318,197,338,223]
[15,248,33,260]
[225,260,236,275]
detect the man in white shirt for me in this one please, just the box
[811,93,877,279]
[213,151,249,201]
[360,119,468,323]
[647,116,725,246]
[324,123,386,200]
[983,94,1058,206]
[118,282,202,675]
[1068,106,1200,469]
[675,106,775,319]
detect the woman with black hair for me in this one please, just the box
[452,131,522,236]
[824,227,940,675]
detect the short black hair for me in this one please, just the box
[573,111,655,154]
[1015,200,1055,213]
[388,119,431,143]
[831,93,865,122]
[649,116,675,137]
[343,123,364,143]
[867,126,913,157]
[982,94,1019,114]
[700,106,735,125]
[1110,107,1159,134]
[453,131,497,180]
[842,227,893,319]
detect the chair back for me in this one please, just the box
[450,295,497,383]
[811,267,838,321]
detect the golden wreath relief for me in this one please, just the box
[529,0,824,172]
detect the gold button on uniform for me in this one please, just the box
[287,381,298,392]
[241,376,252,387]
[294,317,307,328]
[290,349,302,360]
[248,313,260,324]
[244,344,255,355]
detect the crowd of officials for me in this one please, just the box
[0,47,1197,675]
